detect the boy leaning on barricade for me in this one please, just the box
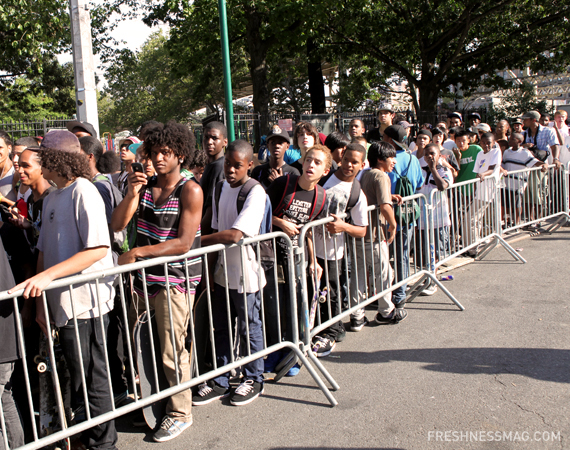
[193,140,266,407]
[312,143,369,357]
[416,144,454,295]
[356,141,404,324]
[464,132,502,256]
[501,132,547,227]
[262,143,331,375]
[111,121,203,442]
[10,130,118,450]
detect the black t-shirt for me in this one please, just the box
[251,162,300,190]
[267,175,321,259]
[1,223,34,284]
[200,156,225,213]
[366,127,382,142]
[26,186,56,255]
[0,239,21,363]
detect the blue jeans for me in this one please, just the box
[0,362,24,450]
[212,285,264,388]
[392,225,413,307]
[59,315,117,450]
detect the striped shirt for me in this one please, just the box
[134,177,202,297]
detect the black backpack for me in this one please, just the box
[215,178,274,270]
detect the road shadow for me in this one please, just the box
[327,348,570,383]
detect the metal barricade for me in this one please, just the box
[500,165,570,235]
[0,232,335,450]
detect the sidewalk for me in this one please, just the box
[116,231,570,450]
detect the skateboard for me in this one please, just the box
[133,311,169,430]
[35,331,72,450]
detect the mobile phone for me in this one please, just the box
[131,162,144,173]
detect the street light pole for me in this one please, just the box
[218,0,235,142]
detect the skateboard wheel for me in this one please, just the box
[37,362,48,373]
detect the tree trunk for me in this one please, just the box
[416,82,440,123]
[245,11,271,149]
[307,39,326,114]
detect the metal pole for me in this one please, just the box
[218,0,235,142]
[69,0,100,137]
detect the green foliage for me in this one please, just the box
[486,82,555,125]
[0,57,75,122]
[0,0,70,76]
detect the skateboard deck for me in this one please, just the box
[36,331,71,450]
[134,312,169,430]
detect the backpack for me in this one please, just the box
[393,155,420,226]
[94,174,130,255]
[317,170,361,219]
[274,174,327,221]
[215,178,274,270]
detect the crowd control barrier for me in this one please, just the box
[1,165,569,449]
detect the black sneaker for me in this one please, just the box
[350,316,369,332]
[311,336,336,357]
[192,381,230,406]
[229,380,264,406]
[375,308,408,324]
[335,326,347,343]
[392,308,408,323]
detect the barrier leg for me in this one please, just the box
[494,234,527,263]
[306,349,341,392]
[424,273,465,311]
[405,273,430,304]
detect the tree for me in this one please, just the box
[0,0,70,77]
[325,0,570,114]
[486,82,554,125]
[0,57,75,121]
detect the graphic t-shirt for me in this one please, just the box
[456,145,482,183]
[26,186,56,254]
[473,148,501,202]
[417,157,453,230]
[267,175,320,259]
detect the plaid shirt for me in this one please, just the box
[523,124,558,152]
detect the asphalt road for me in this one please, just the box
[116,231,570,450]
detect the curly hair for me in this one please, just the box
[39,148,91,181]
[189,147,208,169]
[141,120,196,167]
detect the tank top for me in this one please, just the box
[134,176,202,297]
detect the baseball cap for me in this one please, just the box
[119,136,142,151]
[66,120,98,138]
[468,112,482,121]
[383,125,408,151]
[522,110,541,121]
[34,130,81,153]
[377,102,394,113]
[476,123,492,133]
[266,125,291,144]
[129,142,144,155]
[397,120,411,129]
[512,118,524,125]
[448,112,463,121]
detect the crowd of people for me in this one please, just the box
[0,103,567,448]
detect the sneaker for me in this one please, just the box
[153,416,192,442]
[114,390,129,407]
[350,316,369,332]
[229,380,264,406]
[420,284,438,296]
[311,336,336,358]
[285,363,301,377]
[192,381,230,406]
[392,308,408,323]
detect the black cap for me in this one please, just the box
[266,124,291,144]
[384,125,408,151]
[66,120,98,138]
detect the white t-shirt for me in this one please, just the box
[549,122,569,144]
[314,174,369,261]
[473,148,501,202]
[37,178,115,327]
[416,157,452,230]
[212,180,267,293]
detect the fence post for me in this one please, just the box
[43,118,47,136]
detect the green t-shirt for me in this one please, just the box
[456,144,482,183]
